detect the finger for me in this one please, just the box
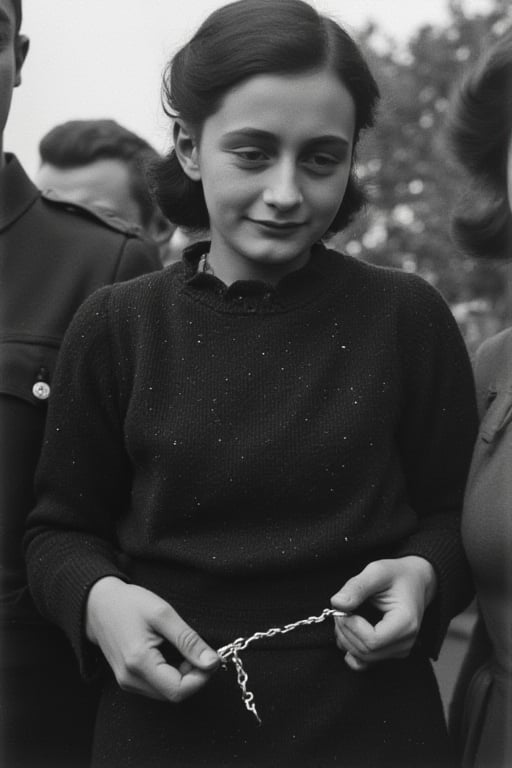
[334,614,376,656]
[179,659,194,675]
[117,675,168,701]
[335,615,414,663]
[372,606,419,648]
[331,562,389,612]
[344,652,369,672]
[155,656,213,703]
[133,645,213,703]
[152,606,219,672]
[339,626,413,663]
[337,633,411,666]
[113,643,172,701]
[334,626,368,658]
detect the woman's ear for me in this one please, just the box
[173,121,201,181]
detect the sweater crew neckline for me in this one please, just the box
[181,240,334,314]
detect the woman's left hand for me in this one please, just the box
[330,556,437,671]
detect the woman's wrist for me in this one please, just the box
[400,555,438,606]
[85,575,127,644]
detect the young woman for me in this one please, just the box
[25,1,478,765]
[446,29,512,768]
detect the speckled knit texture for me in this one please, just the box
[25,242,477,676]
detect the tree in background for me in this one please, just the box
[330,0,512,351]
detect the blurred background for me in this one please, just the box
[6,0,512,351]
[330,0,512,355]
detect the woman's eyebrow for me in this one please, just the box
[222,129,350,148]
[222,128,276,143]
[304,136,350,151]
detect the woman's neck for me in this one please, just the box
[206,246,311,287]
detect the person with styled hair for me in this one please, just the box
[36,119,176,264]
[25,1,477,766]
[449,30,512,262]
[445,28,512,768]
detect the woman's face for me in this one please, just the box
[178,68,355,284]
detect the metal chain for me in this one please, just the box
[217,607,348,724]
[230,648,261,724]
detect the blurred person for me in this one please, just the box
[24,2,478,766]
[446,28,512,768]
[0,2,161,766]
[36,118,178,264]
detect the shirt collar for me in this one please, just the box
[180,240,330,313]
[183,240,326,292]
[0,154,40,232]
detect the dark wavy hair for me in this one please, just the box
[151,0,379,234]
[447,28,512,260]
[12,0,22,31]
[39,119,161,229]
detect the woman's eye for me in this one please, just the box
[303,154,340,173]
[232,149,268,164]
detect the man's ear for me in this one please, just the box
[14,35,29,87]
[147,212,176,245]
[173,120,201,181]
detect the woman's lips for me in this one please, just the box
[250,219,305,231]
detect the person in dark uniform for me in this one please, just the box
[0,1,161,766]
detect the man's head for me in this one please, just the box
[36,119,175,260]
[0,0,28,161]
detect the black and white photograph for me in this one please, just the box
[1,1,511,766]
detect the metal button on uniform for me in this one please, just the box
[32,381,51,400]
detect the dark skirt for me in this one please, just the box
[0,622,100,768]
[92,642,454,768]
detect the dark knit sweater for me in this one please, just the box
[25,242,478,673]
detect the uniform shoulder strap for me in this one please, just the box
[41,188,144,237]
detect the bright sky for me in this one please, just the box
[6,0,494,175]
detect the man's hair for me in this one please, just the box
[39,119,160,228]
[12,0,22,32]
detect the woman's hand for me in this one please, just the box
[330,556,437,671]
[85,576,220,701]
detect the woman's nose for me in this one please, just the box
[262,161,303,210]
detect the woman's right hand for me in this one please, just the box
[85,576,220,702]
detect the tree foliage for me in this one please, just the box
[330,0,512,348]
